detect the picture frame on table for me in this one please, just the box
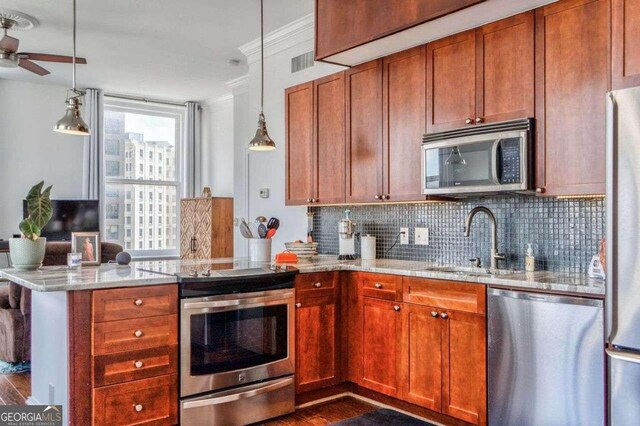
[71,232,101,266]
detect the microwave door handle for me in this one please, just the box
[491,139,501,185]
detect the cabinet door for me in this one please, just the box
[382,46,427,202]
[295,295,339,393]
[285,82,314,205]
[426,30,476,133]
[476,12,534,124]
[441,310,486,426]
[314,72,346,204]
[400,303,442,412]
[346,60,383,203]
[535,0,610,196]
[361,297,402,397]
[613,0,640,89]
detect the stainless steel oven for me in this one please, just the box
[422,118,534,196]
[180,288,295,398]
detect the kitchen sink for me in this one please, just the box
[422,266,519,276]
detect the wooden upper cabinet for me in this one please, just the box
[613,0,640,89]
[427,30,477,133]
[285,82,314,205]
[315,0,484,61]
[476,11,534,124]
[314,72,346,204]
[346,60,384,203]
[441,310,486,426]
[361,297,402,397]
[383,47,427,202]
[535,0,610,196]
[401,303,442,412]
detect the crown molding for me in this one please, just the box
[238,13,314,64]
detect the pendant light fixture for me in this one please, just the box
[53,0,90,136]
[248,0,275,151]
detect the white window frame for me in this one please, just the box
[103,97,184,258]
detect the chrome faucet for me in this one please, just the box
[464,206,506,270]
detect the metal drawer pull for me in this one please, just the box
[182,377,294,409]
[466,118,473,124]
[133,330,143,338]
[134,361,144,369]
[295,303,302,308]
[393,305,401,312]
[134,299,143,306]
[440,312,448,319]
[374,283,383,289]
[431,311,438,317]
[313,282,322,288]
[134,404,143,412]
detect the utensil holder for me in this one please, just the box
[249,238,272,262]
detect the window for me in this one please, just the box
[103,99,183,257]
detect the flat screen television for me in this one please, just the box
[22,200,100,241]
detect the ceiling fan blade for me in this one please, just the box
[19,59,50,76]
[0,35,19,53]
[20,53,87,64]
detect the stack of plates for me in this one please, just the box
[284,242,318,260]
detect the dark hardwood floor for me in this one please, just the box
[260,396,377,425]
[0,372,30,405]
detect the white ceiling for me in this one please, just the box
[0,0,313,102]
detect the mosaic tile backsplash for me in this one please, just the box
[309,196,605,274]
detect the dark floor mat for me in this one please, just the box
[331,408,437,426]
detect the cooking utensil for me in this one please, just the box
[258,224,268,239]
[238,218,253,239]
[266,228,277,239]
[267,217,280,230]
[255,216,267,224]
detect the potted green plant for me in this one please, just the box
[9,182,53,270]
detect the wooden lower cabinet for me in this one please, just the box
[361,297,403,397]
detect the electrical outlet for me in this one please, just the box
[415,227,429,245]
[400,228,409,245]
[259,188,270,199]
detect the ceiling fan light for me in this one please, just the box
[53,96,90,136]
[248,113,276,151]
[0,52,18,68]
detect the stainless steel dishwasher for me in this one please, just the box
[487,288,604,426]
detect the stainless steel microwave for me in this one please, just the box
[422,118,534,196]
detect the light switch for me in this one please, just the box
[415,227,429,245]
[259,188,269,199]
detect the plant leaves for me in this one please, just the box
[26,182,53,230]
[19,218,40,240]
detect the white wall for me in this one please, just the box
[201,96,234,197]
[0,80,85,266]
[234,23,346,255]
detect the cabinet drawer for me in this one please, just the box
[295,272,338,299]
[94,345,178,387]
[360,273,402,301]
[93,315,178,356]
[403,277,485,314]
[93,374,178,426]
[93,285,178,323]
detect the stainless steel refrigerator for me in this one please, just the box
[606,86,640,425]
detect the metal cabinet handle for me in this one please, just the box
[133,330,143,338]
[374,283,383,289]
[465,118,473,124]
[134,361,144,369]
[475,117,484,123]
[190,236,197,253]
[440,312,448,319]
[536,187,546,194]
[431,311,438,317]
[295,303,302,308]
[383,195,390,200]
[133,404,143,412]
[393,305,401,312]
[313,282,322,288]
[134,299,143,306]
[306,198,312,203]
[311,198,318,203]
[375,195,381,200]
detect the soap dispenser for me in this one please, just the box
[525,243,535,272]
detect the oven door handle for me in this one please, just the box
[182,377,294,409]
[183,293,293,310]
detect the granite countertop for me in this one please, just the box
[0,256,605,297]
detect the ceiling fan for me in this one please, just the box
[0,9,87,76]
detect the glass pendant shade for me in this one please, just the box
[249,113,276,151]
[53,96,90,135]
